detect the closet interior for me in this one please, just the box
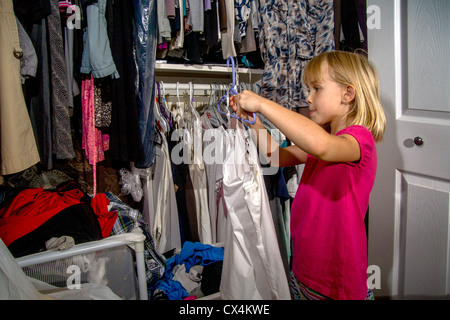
[0,0,368,300]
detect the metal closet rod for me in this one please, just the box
[157,82,233,92]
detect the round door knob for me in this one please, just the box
[414,137,424,147]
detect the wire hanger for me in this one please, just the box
[155,82,169,133]
[217,56,256,125]
[159,81,174,126]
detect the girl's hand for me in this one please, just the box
[230,90,263,119]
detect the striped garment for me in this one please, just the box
[289,272,375,300]
[106,192,166,293]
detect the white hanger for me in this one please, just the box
[160,81,175,122]
[176,82,185,128]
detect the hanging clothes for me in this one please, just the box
[187,112,213,245]
[204,0,219,47]
[28,18,53,170]
[81,74,110,195]
[258,0,335,109]
[201,112,228,244]
[48,0,76,159]
[142,130,182,254]
[80,0,119,79]
[107,0,145,164]
[221,0,236,58]
[220,118,290,300]
[16,17,38,83]
[335,0,367,52]
[0,0,40,175]
[234,0,252,38]
[133,0,158,169]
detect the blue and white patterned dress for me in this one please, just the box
[258,0,335,109]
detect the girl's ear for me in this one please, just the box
[343,85,356,104]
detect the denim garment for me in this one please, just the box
[80,0,119,79]
[133,0,158,168]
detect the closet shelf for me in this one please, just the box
[155,61,263,76]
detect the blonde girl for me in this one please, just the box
[230,51,386,300]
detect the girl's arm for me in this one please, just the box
[247,116,307,167]
[231,90,361,163]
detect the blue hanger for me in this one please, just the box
[217,57,256,125]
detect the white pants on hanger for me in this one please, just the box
[142,133,181,254]
[201,116,228,244]
[189,119,213,244]
[189,163,212,244]
[220,119,290,300]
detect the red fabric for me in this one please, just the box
[90,193,118,238]
[0,188,84,246]
[0,186,119,246]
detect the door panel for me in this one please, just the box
[399,171,450,298]
[367,0,450,299]
[406,0,450,112]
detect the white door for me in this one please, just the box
[367,0,450,299]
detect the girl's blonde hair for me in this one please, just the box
[304,51,386,142]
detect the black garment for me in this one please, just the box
[201,261,223,296]
[81,0,98,6]
[204,0,219,47]
[8,202,102,258]
[26,20,53,170]
[167,126,199,244]
[105,0,145,164]
[13,0,51,33]
[174,162,200,244]
[6,180,102,258]
[340,0,363,52]
[184,31,203,64]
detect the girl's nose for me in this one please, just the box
[306,93,312,105]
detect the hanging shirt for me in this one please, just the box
[148,131,182,253]
[189,118,213,244]
[220,118,291,300]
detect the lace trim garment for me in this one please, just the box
[81,75,109,195]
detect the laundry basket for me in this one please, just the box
[15,231,148,300]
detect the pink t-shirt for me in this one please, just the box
[290,125,377,300]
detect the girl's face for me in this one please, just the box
[305,62,349,134]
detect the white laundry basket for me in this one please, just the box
[15,231,148,300]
